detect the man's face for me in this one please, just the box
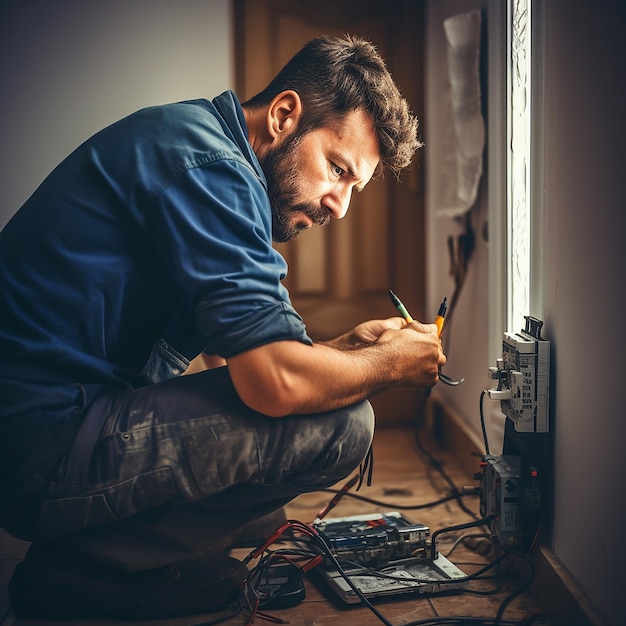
[259,108,380,243]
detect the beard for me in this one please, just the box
[258,132,331,243]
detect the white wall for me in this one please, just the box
[426,1,625,624]
[542,2,625,624]
[0,0,233,228]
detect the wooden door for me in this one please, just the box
[234,0,427,423]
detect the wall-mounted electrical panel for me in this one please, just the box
[479,316,550,551]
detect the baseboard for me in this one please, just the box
[532,546,609,626]
[425,398,608,626]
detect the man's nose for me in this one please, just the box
[326,186,352,219]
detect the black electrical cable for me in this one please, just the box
[401,548,541,626]
[294,521,523,626]
[430,517,495,560]
[243,548,315,612]
[334,549,537,626]
[319,486,465,510]
[333,548,510,588]
[402,618,526,626]
[493,548,536,626]
[302,525,396,626]
[479,389,491,455]
[241,520,396,626]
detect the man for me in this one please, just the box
[0,35,445,619]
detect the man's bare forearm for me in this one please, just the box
[227,324,443,417]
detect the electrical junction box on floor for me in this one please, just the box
[479,455,521,547]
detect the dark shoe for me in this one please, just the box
[9,540,248,620]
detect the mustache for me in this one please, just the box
[297,203,331,227]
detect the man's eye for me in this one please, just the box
[331,164,344,176]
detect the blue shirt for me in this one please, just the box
[0,91,311,475]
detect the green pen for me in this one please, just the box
[388,289,413,324]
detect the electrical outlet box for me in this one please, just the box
[489,316,550,433]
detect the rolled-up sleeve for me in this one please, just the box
[144,157,312,358]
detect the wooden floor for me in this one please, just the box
[0,425,550,626]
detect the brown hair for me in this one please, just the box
[243,34,421,177]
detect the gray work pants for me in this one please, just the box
[27,367,375,571]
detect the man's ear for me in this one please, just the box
[266,90,302,140]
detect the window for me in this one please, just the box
[489,0,544,349]
[508,0,532,332]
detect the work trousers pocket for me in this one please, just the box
[33,466,178,540]
[139,338,190,384]
[183,426,261,496]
